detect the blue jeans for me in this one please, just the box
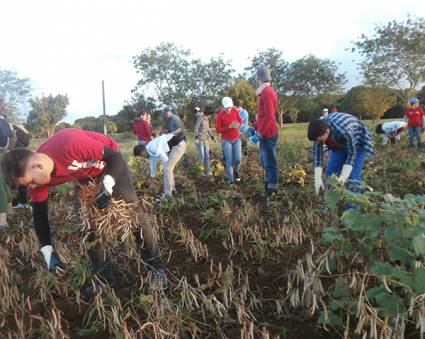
[259,135,278,193]
[408,127,422,147]
[196,141,211,174]
[325,148,367,193]
[221,139,242,184]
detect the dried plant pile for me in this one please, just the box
[78,183,140,242]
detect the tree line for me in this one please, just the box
[0,17,424,137]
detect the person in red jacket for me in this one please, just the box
[216,97,243,184]
[254,65,279,199]
[133,112,153,145]
[1,128,167,297]
[404,97,425,148]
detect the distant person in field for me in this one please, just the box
[331,106,337,113]
[320,108,329,119]
[133,112,153,146]
[375,121,408,145]
[404,98,425,149]
[194,106,215,175]
[216,97,243,184]
[0,99,32,227]
[254,65,279,201]
[307,112,374,195]
[133,112,159,180]
[234,99,250,156]
[133,130,187,200]
[1,128,167,296]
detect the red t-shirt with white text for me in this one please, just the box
[28,128,119,202]
[404,107,424,128]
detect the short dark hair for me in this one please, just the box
[1,148,33,189]
[133,144,147,157]
[204,105,214,116]
[234,99,241,107]
[307,119,329,141]
[375,124,384,134]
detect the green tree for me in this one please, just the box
[340,86,370,118]
[353,17,425,99]
[114,94,157,132]
[0,68,32,121]
[362,87,397,121]
[223,79,257,117]
[106,120,117,134]
[132,42,234,124]
[27,94,69,137]
[74,116,102,132]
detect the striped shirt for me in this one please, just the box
[313,112,374,168]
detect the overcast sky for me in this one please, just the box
[1,0,424,123]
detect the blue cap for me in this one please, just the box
[409,98,419,103]
[162,107,171,114]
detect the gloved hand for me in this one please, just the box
[40,245,65,271]
[248,133,260,145]
[314,167,325,195]
[194,138,200,145]
[337,164,353,184]
[94,175,115,209]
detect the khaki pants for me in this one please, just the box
[163,140,187,196]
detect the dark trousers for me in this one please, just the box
[75,166,164,284]
[259,134,279,194]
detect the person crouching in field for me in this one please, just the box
[194,106,215,176]
[404,97,425,149]
[375,121,407,145]
[307,112,374,195]
[216,97,243,185]
[1,128,167,297]
[134,131,186,201]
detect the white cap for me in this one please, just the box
[323,108,328,112]
[194,107,200,112]
[222,97,233,109]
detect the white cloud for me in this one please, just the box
[1,0,424,122]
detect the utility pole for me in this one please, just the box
[102,80,107,134]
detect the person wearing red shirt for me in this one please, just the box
[255,65,279,200]
[133,112,153,145]
[216,97,243,184]
[1,128,167,297]
[404,97,425,148]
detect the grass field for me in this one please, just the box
[2,122,425,338]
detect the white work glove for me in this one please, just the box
[194,138,200,145]
[338,164,353,184]
[94,174,116,209]
[314,167,325,195]
[40,245,64,271]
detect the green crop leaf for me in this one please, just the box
[388,246,415,264]
[413,234,425,256]
[325,190,340,210]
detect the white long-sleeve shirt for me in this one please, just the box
[146,134,174,163]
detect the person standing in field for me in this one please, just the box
[133,112,154,146]
[234,100,250,156]
[1,128,168,296]
[320,108,329,119]
[404,98,425,149]
[307,112,374,195]
[375,121,408,145]
[194,106,215,175]
[216,97,243,184]
[254,66,279,201]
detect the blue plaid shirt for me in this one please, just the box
[313,112,374,168]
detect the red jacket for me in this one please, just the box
[216,107,242,141]
[404,107,424,128]
[29,128,119,202]
[133,119,153,142]
[255,85,278,137]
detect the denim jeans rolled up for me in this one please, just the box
[196,141,211,174]
[221,138,242,184]
[259,134,278,192]
[408,127,422,146]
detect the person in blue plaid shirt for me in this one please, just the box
[307,112,374,195]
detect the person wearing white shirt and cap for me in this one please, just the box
[375,121,408,145]
[320,108,329,119]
